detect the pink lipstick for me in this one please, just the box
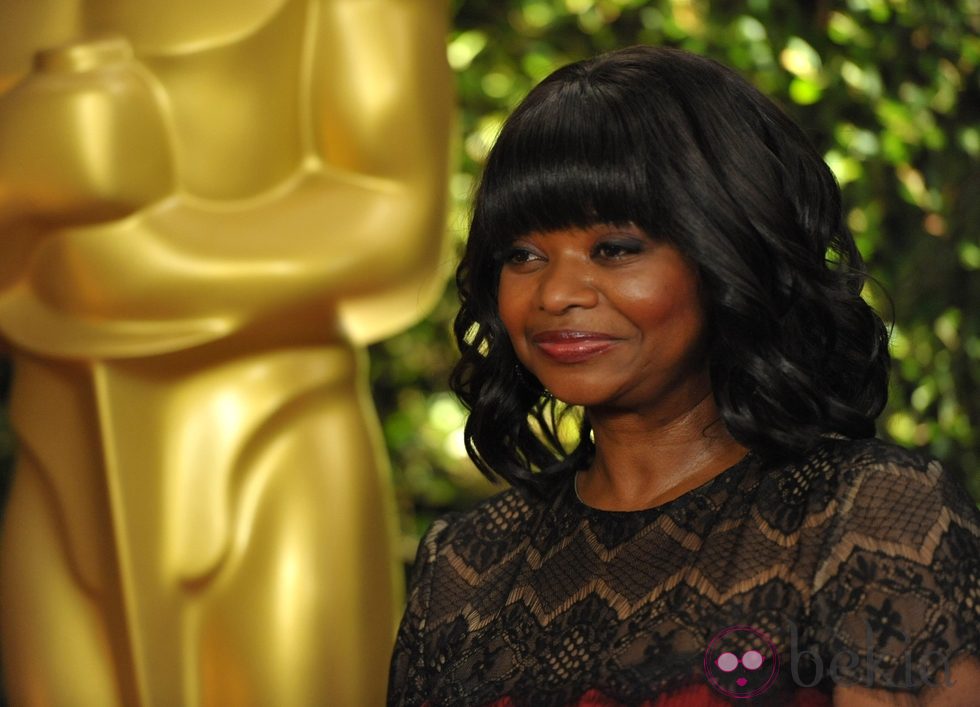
[531,330,619,363]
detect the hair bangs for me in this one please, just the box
[473,78,659,252]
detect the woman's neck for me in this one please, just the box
[577,394,748,511]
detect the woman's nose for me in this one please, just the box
[535,258,598,313]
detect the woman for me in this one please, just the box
[388,46,980,706]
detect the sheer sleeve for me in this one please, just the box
[805,445,980,703]
[387,516,452,707]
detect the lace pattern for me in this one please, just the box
[388,438,980,706]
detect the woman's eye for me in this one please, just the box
[504,247,538,265]
[594,241,641,259]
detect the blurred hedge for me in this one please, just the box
[371,0,980,557]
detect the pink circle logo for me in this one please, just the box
[703,625,779,698]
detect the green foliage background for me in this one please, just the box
[371,0,980,558]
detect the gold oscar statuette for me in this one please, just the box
[0,0,453,704]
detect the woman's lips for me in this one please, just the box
[531,331,620,363]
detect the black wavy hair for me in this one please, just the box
[451,46,890,493]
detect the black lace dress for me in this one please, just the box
[387,438,980,706]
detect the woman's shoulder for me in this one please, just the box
[798,436,979,587]
[742,436,978,554]
[803,436,976,522]
[819,434,936,469]
[793,435,937,476]
[415,483,554,564]
[766,436,970,510]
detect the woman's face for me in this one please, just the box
[497,224,711,418]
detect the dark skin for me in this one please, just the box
[497,223,746,511]
[581,392,748,511]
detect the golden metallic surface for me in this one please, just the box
[0,1,453,704]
